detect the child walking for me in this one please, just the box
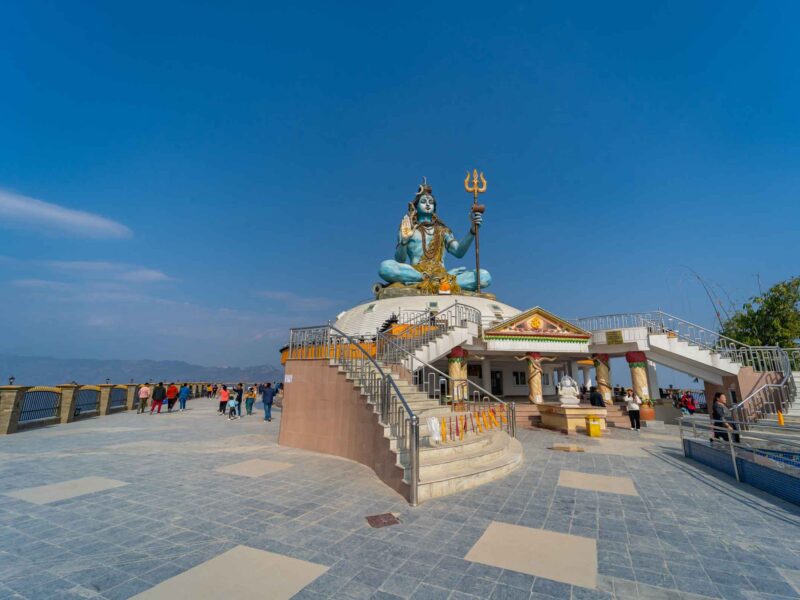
[227,394,239,420]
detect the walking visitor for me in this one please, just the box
[178,383,190,411]
[245,386,256,415]
[227,394,239,420]
[260,382,278,422]
[235,383,244,416]
[218,385,229,415]
[166,382,179,412]
[137,383,151,414]
[624,388,642,431]
[150,382,166,414]
[711,392,739,443]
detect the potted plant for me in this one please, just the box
[639,398,656,421]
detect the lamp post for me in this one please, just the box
[105,378,110,384]
[8,376,15,386]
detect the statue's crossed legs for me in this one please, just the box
[379,260,491,292]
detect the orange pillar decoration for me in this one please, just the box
[593,353,613,405]
[626,351,650,400]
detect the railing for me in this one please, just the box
[572,310,783,370]
[679,416,800,481]
[74,386,101,416]
[18,387,61,423]
[377,301,481,361]
[574,310,798,425]
[789,349,800,372]
[376,327,517,438]
[109,386,128,410]
[288,324,420,505]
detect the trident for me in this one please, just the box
[464,169,487,293]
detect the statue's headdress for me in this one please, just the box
[408,177,447,230]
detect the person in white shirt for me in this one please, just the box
[624,388,642,431]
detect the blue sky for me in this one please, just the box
[1,2,798,374]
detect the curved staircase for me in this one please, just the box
[342,358,522,503]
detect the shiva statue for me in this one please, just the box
[378,179,491,294]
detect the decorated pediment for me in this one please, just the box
[484,307,590,342]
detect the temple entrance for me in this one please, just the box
[491,370,504,396]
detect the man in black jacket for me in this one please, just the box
[150,382,167,414]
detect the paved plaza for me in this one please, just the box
[1,400,800,600]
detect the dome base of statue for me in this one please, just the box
[373,282,496,301]
[333,293,520,337]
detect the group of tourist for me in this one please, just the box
[212,382,280,422]
[136,382,191,414]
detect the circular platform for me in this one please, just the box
[332,294,521,337]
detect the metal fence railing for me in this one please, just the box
[18,387,61,423]
[108,386,128,410]
[74,387,101,417]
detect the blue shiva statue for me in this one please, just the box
[378,179,491,294]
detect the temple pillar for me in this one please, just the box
[647,360,660,400]
[580,365,592,389]
[482,358,492,392]
[447,347,468,402]
[592,354,613,405]
[626,351,650,400]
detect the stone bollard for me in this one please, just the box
[0,386,29,435]
[58,384,79,424]
[98,384,114,416]
[126,385,137,411]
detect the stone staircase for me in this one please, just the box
[605,403,632,428]
[341,361,522,503]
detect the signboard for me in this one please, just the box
[605,330,624,345]
[284,374,293,384]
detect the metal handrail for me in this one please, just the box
[328,324,417,421]
[679,416,800,482]
[288,323,420,505]
[376,325,517,438]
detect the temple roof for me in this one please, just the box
[484,306,591,342]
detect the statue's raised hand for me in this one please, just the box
[399,215,414,244]
[470,210,483,233]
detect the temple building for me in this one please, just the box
[278,177,783,504]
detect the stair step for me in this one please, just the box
[412,438,523,502]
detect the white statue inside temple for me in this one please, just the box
[557,375,581,407]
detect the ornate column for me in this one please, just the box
[447,347,469,402]
[626,351,650,400]
[592,353,613,405]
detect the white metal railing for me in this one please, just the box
[287,324,421,505]
[377,301,481,360]
[574,310,798,425]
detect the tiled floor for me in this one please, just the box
[557,471,639,497]
[1,398,800,600]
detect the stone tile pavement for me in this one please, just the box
[1,399,799,599]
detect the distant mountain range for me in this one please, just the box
[0,354,283,386]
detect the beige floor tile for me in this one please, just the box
[581,439,650,457]
[214,458,293,478]
[132,545,327,600]
[3,476,128,505]
[558,470,639,496]
[465,522,597,588]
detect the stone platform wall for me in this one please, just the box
[279,358,409,501]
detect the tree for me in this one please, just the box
[720,277,800,347]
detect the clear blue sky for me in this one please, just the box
[1,2,798,372]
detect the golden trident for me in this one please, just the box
[464,169,487,293]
